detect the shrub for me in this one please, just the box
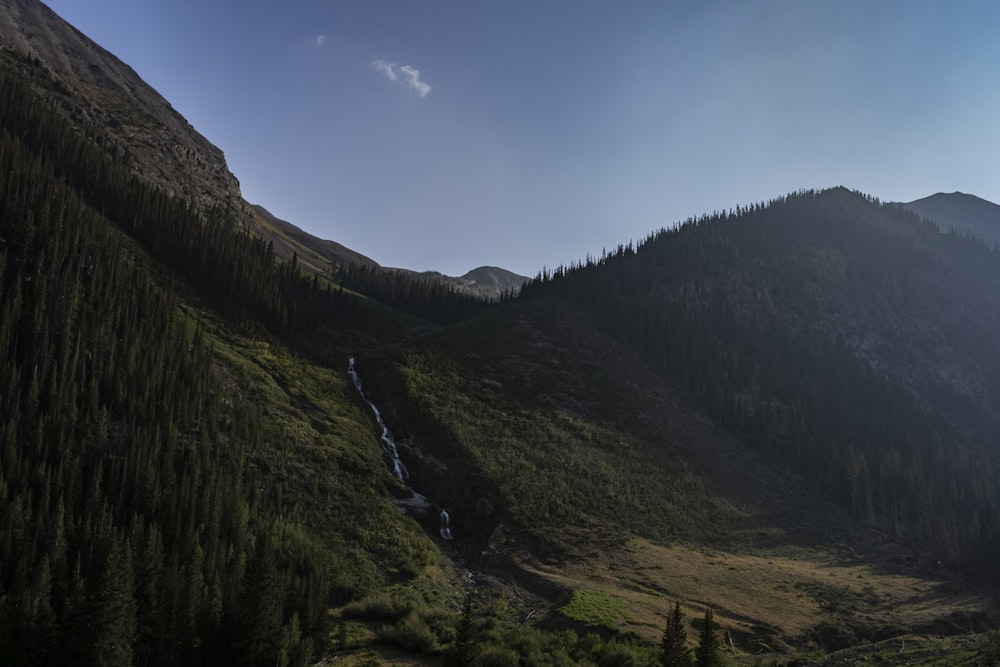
[378,610,441,653]
[471,647,521,667]
[341,587,423,622]
[983,629,1000,664]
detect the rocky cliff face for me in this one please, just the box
[0,0,246,217]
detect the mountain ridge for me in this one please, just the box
[251,203,528,300]
[896,191,1000,246]
[0,0,527,297]
[0,0,245,213]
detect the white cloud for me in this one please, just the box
[399,65,431,98]
[372,59,431,98]
[373,59,397,82]
[315,34,327,47]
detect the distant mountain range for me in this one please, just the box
[251,204,528,299]
[897,191,1000,246]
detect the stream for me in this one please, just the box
[440,509,453,541]
[347,356,408,481]
[348,356,454,543]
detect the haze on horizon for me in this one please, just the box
[43,0,1000,277]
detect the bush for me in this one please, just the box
[597,647,643,667]
[983,629,1000,664]
[471,647,521,667]
[378,610,441,653]
[341,587,423,622]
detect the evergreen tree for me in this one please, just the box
[660,601,690,666]
[694,608,721,667]
[85,537,137,667]
[448,592,477,667]
[238,536,283,665]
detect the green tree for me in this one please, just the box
[660,601,690,666]
[694,608,721,667]
[238,536,283,665]
[85,538,137,667]
[448,592,477,667]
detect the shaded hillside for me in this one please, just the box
[0,48,455,667]
[367,201,997,664]
[898,191,1000,246]
[0,37,671,667]
[520,187,1000,578]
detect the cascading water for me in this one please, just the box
[349,357,468,548]
[440,510,453,541]
[348,356,408,481]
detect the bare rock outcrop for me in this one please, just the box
[0,0,246,217]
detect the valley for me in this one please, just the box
[1,2,1000,665]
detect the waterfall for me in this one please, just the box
[348,357,458,542]
[348,356,408,481]
[440,509,453,541]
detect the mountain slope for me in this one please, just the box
[0,7,533,666]
[371,191,1000,653]
[0,52,452,666]
[251,203,380,275]
[0,0,525,304]
[332,188,1000,661]
[0,0,244,214]
[400,265,528,301]
[251,204,528,301]
[898,191,1000,246]
[457,265,528,295]
[515,188,1000,575]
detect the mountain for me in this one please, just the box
[404,265,529,301]
[375,187,1000,656]
[251,204,528,301]
[897,191,1000,246]
[0,0,244,214]
[3,2,1000,666]
[459,265,529,293]
[251,203,380,274]
[0,0,524,303]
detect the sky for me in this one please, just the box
[43,0,1000,277]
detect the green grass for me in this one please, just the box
[394,340,742,550]
[559,590,630,630]
[191,310,439,592]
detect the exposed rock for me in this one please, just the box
[0,0,247,218]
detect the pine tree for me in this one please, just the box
[448,592,477,667]
[85,537,137,667]
[694,607,721,667]
[660,602,691,667]
[660,601,690,666]
[238,536,283,665]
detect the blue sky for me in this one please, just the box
[44,1,1000,277]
